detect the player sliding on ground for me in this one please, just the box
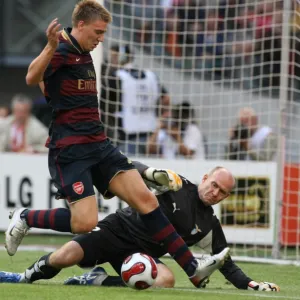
[0,162,279,291]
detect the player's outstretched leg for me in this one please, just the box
[190,247,230,288]
[5,208,30,256]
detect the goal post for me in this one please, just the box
[272,0,291,260]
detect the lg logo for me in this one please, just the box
[5,177,32,208]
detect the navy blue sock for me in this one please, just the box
[140,206,197,277]
[22,208,72,233]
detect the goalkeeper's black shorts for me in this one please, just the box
[73,213,162,274]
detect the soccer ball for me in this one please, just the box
[121,253,158,290]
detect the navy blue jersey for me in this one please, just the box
[44,27,106,148]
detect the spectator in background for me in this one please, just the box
[193,7,255,84]
[156,86,171,118]
[164,7,183,57]
[0,106,10,119]
[0,105,10,127]
[225,107,277,161]
[0,94,48,153]
[252,0,283,88]
[194,9,232,76]
[218,0,245,30]
[165,0,205,57]
[147,102,205,159]
[126,0,165,44]
[224,3,257,88]
[101,44,169,155]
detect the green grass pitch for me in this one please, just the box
[0,234,299,300]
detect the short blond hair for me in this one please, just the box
[72,0,112,27]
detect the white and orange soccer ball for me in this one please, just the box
[121,253,158,290]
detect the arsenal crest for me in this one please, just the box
[72,182,84,195]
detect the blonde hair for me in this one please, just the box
[72,0,112,27]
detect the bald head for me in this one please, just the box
[198,166,235,206]
[208,166,235,190]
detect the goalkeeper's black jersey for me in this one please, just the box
[116,175,252,289]
[117,176,217,253]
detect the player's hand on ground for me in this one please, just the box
[248,281,280,292]
[144,168,182,191]
[46,18,61,49]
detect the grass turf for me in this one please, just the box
[0,234,299,300]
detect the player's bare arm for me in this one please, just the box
[26,18,61,85]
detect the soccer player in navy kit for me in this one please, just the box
[4,0,215,287]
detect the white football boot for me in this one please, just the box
[190,247,230,287]
[5,208,30,256]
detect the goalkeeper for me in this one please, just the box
[0,161,279,292]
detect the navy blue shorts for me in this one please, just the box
[48,139,135,203]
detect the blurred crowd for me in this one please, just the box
[0,93,276,161]
[98,35,278,161]
[0,43,277,161]
[0,0,284,161]
[119,0,300,93]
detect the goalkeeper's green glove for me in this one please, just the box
[144,168,182,192]
[247,281,280,292]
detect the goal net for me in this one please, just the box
[100,0,300,264]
